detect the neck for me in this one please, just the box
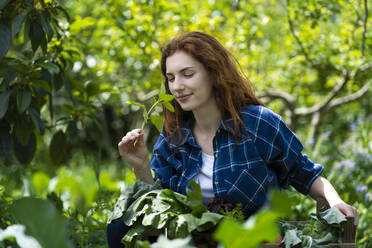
[192,101,222,135]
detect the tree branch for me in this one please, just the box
[285,0,314,66]
[326,81,370,110]
[257,90,296,108]
[308,111,320,146]
[295,70,351,115]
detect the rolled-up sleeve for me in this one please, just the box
[255,108,324,194]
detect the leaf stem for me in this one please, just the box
[134,99,161,146]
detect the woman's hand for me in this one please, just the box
[118,129,149,171]
[331,201,359,226]
[118,129,155,185]
[309,176,359,226]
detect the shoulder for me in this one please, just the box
[240,105,283,133]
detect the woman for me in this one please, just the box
[108,31,358,247]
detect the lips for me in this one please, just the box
[177,93,192,101]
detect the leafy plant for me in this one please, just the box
[110,180,223,247]
[126,88,174,133]
[280,208,347,248]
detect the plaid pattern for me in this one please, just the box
[150,105,324,216]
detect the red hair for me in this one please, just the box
[161,31,263,144]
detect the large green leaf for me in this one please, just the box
[11,6,32,37]
[86,81,100,97]
[32,79,51,92]
[0,120,13,158]
[14,131,37,165]
[281,229,302,248]
[108,180,162,223]
[14,114,33,145]
[163,101,175,112]
[159,93,175,102]
[318,207,346,225]
[17,87,32,113]
[29,107,45,135]
[39,62,60,74]
[150,114,163,132]
[0,72,18,90]
[0,90,10,118]
[0,21,11,59]
[49,130,67,164]
[29,21,44,52]
[39,14,54,41]
[9,197,73,248]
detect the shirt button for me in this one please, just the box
[215,153,219,158]
[214,181,219,185]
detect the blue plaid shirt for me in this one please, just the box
[150,105,324,216]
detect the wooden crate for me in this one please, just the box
[264,198,357,248]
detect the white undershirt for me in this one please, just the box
[195,152,215,205]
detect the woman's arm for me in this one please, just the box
[309,176,359,225]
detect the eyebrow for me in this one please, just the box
[166,66,195,76]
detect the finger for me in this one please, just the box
[132,128,144,134]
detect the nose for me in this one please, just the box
[171,77,185,92]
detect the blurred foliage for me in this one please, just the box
[1,0,371,247]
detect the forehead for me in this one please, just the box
[165,51,202,73]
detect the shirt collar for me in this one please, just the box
[168,113,237,149]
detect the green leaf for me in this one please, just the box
[0,120,13,158]
[0,0,10,9]
[40,32,47,54]
[11,6,32,37]
[108,180,162,223]
[318,208,347,225]
[150,114,163,132]
[163,101,175,112]
[14,131,37,165]
[160,83,166,95]
[32,172,50,196]
[52,72,64,91]
[186,180,203,202]
[0,72,18,89]
[281,229,302,248]
[30,21,44,52]
[0,90,10,118]
[9,197,73,248]
[32,79,51,92]
[17,87,32,113]
[14,114,33,145]
[214,211,280,248]
[86,81,100,97]
[125,100,145,108]
[0,21,11,60]
[39,62,60,74]
[196,212,224,231]
[39,14,54,41]
[159,93,175,102]
[270,190,294,215]
[49,130,67,164]
[29,107,45,135]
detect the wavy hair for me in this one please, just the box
[161,31,263,144]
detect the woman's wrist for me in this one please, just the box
[133,159,154,185]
